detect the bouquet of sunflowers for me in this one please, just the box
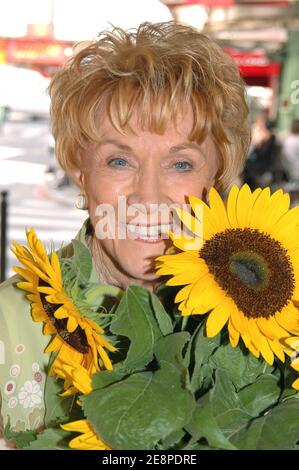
[6,185,299,450]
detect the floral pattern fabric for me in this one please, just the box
[0,218,96,433]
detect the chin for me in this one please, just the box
[122,261,161,283]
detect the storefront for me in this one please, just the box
[0,35,72,77]
[225,48,281,120]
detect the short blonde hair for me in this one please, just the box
[49,21,250,190]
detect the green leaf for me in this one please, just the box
[186,369,261,449]
[158,429,186,449]
[183,322,201,371]
[184,442,216,450]
[92,367,129,390]
[24,428,73,450]
[185,394,237,450]
[238,374,280,417]
[71,239,92,282]
[209,342,273,390]
[110,286,163,370]
[154,331,190,376]
[210,369,253,442]
[231,398,299,450]
[149,292,173,336]
[44,370,82,428]
[279,361,299,401]
[4,418,37,449]
[190,324,220,392]
[83,334,195,450]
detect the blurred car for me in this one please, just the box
[0,65,50,120]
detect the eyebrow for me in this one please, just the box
[168,143,204,154]
[99,139,132,151]
[99,139,204,154]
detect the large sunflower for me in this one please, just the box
[11,229,117,377]
[156,185,299,365]
[53,358,111,450]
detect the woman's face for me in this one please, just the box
[77,107,219,285]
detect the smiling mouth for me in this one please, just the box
[122,223,171,241]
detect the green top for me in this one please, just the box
[0,218,99,432]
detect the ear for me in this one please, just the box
[70,168,86,190]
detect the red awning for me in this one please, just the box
[225,49,281,77]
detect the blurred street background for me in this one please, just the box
[0,115,86,277]
[1,0,299,281]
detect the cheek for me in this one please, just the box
[84,173,121,207]
[167,174,213,203]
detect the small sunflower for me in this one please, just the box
[54,358,111,450]
[156,185,299,365]
[11,229,117,377]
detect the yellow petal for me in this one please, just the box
[174,284,193,303]
[43,322,56,335]
[16,282,36,293]
[166,270,204,286]
[230,303,249,335]
[267,338,285,362]
[241,333,260,358]
[45,335,63,353]
[248,187,271,229]
[236,184,260,228]
[97,344,113,370]
[175,208,204,239]
[206,303,230,337]
[271,205,299,240]
[257,317,289,341]
[226,184,239,228]
[13,266,36,283]
[247,319,274,365]
[208,187,230,231]
[185,275,217,312]
[67,316,78,333]
[61,419,91,433]
[228,319,240,347]
[292,378,299,390]
[169,231,203,251]
[32,308,48,323]
[54,306,69,320]
[189,195,218,238]
[276,303,299,335]
[51,251,62,286]
[262,190,290,230]
[37,285,55,295]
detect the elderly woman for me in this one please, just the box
[0,22,249,435]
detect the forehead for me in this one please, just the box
[98,104,196,142]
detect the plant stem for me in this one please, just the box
[181,316,188,330]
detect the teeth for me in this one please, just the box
[126,224,170,238]
[160,224,170,235]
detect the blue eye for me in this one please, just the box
[174,161,192,171]
[109,158,128,167]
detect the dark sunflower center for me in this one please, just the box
[200,228,295,319]
[38,279,89,354]
[229,251,269,291]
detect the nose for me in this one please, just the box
[127,166,169,215]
